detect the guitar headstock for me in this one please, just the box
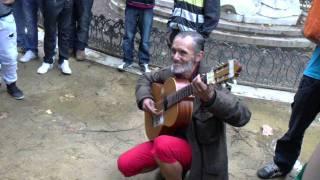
[204,59,242,85]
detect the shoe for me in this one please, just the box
[75,50,86,61]
[139,63,151,73]
[37,62,53,74]
[7,82,24,100]
[59,60,72,75]
[257,162,286,179]
[118,62,133,71]
[19,50,38,63]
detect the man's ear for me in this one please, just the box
[195,51,204,63]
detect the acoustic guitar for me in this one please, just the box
[145,59,242,140]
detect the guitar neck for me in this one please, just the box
[161,59,241,110]
[164,85,193,110]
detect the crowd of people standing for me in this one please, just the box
[0,0,94,100]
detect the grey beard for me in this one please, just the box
[171,60,194,77]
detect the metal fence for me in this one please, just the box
[88,15,312,92]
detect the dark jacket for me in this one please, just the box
[126,0,155,9]
[0,3,12,18]
[136,63,251,180]
[168,0,220,38]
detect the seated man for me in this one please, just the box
[117,31,251,180]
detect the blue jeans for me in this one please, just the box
[274,75,320,174]
[22,0,39,53]
[13,0,25,49]
[42,0,73,64]
[122,6,153,64]
[72,0,93,50]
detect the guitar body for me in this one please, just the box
[144,59,242,140]
[145,78,194,140]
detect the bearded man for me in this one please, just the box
[117,31,251,180]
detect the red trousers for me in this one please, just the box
[117,135,192,177]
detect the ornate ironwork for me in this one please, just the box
[89,15,312,92]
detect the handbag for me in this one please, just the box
[303,0,320,44]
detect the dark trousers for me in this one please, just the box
[13,0,25,48]
[274,75,320,173]
[42,0,73,64]
[72,0,93,51]
[22,0,39,53]
[122,6,153,64]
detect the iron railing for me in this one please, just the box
[88,15,312,92]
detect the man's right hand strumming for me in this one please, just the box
[142,98,162,115]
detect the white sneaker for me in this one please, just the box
[19,50,38,63]
[37,62,53,74]
[59,60,72,75]
[140,63,151,73]
[118,62,133,71]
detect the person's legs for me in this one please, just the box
[0,14,24,99]
[19,0,39,63]
[118,141,158,177]
[42,0,59,64]
[12,0,25,51]
[22,0,39,53]
[152,135,192,180]
[57,0,73,63]
[274,76,320,173]
[257,75,320,179]
[122,6,139,65]
[75,0,93,51]
[72,0,93,61]
[37,0,62,74]
[137,8,153,64]
[137,8,153,72]
[57,0,73,74]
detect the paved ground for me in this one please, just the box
[0,1,319,179]
[0,47,320,180]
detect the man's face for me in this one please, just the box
[170,36,203,78]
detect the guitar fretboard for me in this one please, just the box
[165,85,193,110]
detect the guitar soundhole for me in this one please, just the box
[152,115,164,127]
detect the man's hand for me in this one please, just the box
[1,0,15,5]
[142,98,162,115]
[192,75,215,102]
